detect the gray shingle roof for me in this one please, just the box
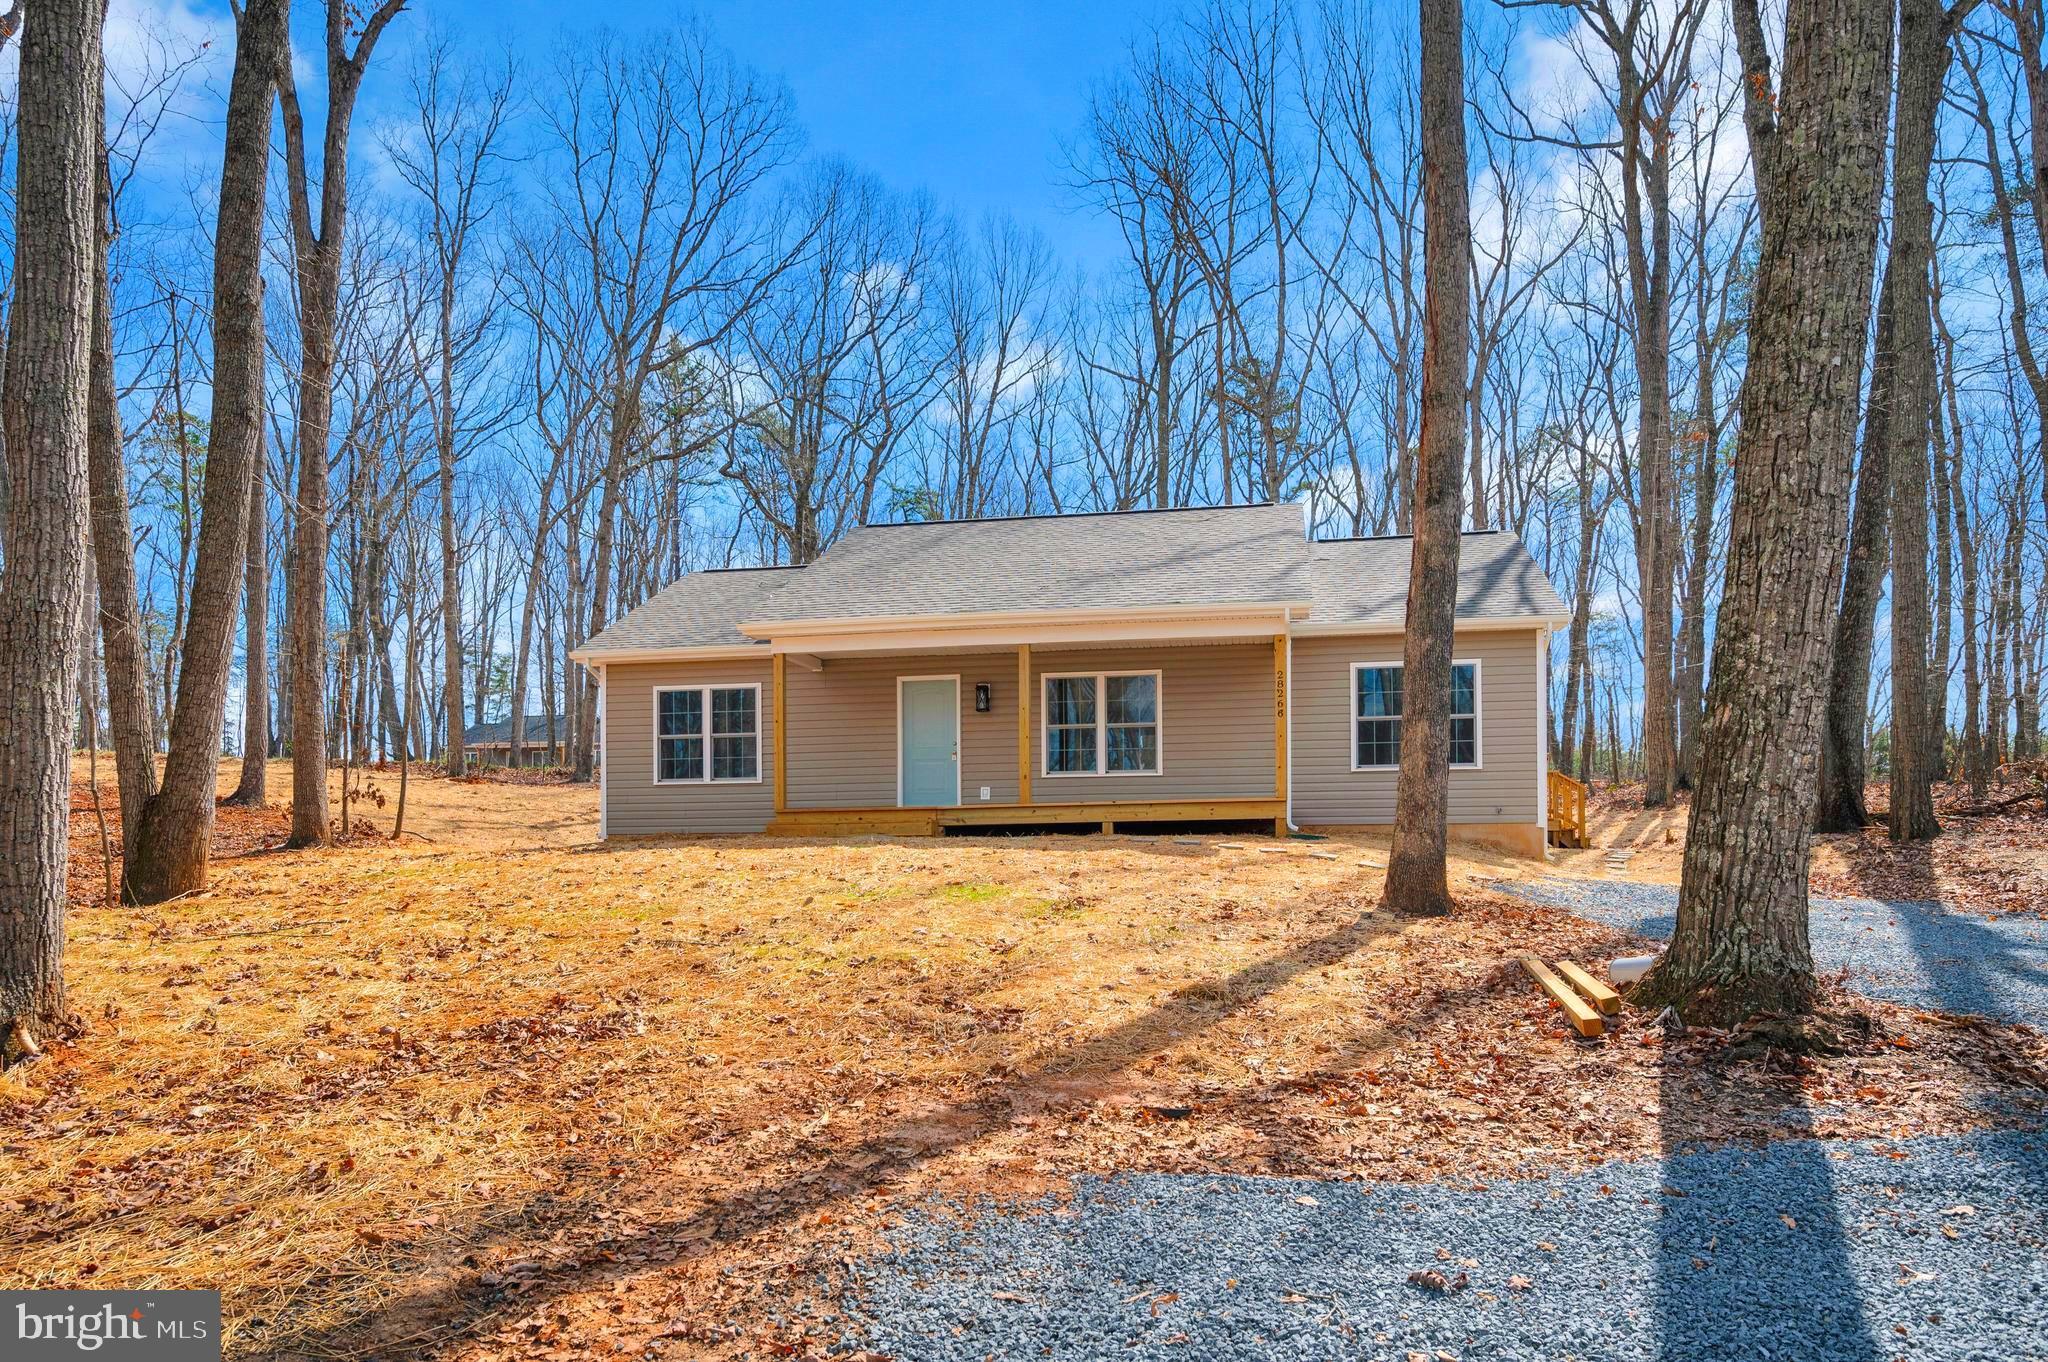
[574,506,1568,656]
[1308,531,1570,628]
[463,715,560,745]
[578,566,801,653]
[746,502,1313,624]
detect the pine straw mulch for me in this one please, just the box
[5,814,2045,1361]
[64,757,293,910]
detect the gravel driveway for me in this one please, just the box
[835,1130,2048,1361]
[1493,877,2048,1026]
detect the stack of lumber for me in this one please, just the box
[1517,955,1623,1037]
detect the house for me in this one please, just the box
[570,503,1573,855]
[461,716,565,768]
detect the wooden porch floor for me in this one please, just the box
[764,797,1288,838]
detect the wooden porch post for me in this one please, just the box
[1017,644,1032,805]
[772,652,787,813]
[1273,634,1289,837]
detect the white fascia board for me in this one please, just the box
[1288,613,1571,637]
[737,600,1312,640]
[568,644,771,670]
[765,611,1298,656]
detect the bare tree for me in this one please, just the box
[1637,0,1895,1026]
[1886,0,1980,841]
[0,0,100,1063]
[1382,0,1470,918]
[386,37,515,778]
[116,0,290,901]
[535,22,798,777]
[277,0,408,847]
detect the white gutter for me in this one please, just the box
[1287,613,1573,637]
[569,643,769,668]
[737,599,1315,639]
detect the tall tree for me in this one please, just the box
[1816,269,1897,832]
[225,457,270,805]
[278,0,408,846]
[1885,0,1979,842]
[385,38,515,778]
[1636,0,1894,1025]
[121,0,291,901]
[1382,0,1469,918]
[0,0,101,1063]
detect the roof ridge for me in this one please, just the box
[856,501,1290,531]
[1314,529,1511,543]
[697,564,807,574]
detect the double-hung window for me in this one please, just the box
[1043,671,1160,776]
[1351,661,1480,770]
[654,684,760,783]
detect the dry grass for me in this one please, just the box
[5,764,2041,1360]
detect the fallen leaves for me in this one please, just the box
[1407,1268,1470,1293]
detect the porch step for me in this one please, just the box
[765,809,941,837]
[764,797,1286,839]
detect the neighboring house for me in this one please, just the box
[462,716,566,768]
[570,502,1572,855]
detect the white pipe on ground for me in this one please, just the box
[1609,953,1661,987]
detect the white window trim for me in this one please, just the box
[1040,668,1165,779]
[1348,659,1483,772]
[651,682,764,785]
[896,673,963,808]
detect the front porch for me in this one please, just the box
[764,632,1293,837]
[765,796,1289,838]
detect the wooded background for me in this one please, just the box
[4,0,2042,806]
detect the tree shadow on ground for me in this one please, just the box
[272,890,1406,1359]
[1656,1049,1880,1360]
[1822,828,1943,903]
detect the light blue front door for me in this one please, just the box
[899,678,959,807]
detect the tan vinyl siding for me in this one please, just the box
[783,652,1019,809]
[778,641,1277,809]
[1291,629,1543,827]
[1031,643,1275,803]
[601,657,776,835]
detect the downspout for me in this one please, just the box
[596,663,608,840]
[1285,614,1299,832]
[1535,628,1548,849]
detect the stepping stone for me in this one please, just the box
[1214,842,1247,850]
[1171,838,1204,845]
[1307,851,1341,861]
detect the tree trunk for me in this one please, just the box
[1382,0,1469,919]
[1628,125,1680,809]
[85,144,158,851]
[439,274,464,777]
[279,0,404,845]
[1883,0,1952,843]
[1816,269,1895,833]
[123,0,285,901]
[1637,0,1894,1027]
[226,461,269,805]
[0,0,100,1062]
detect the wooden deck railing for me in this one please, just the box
[1547,770,1589,848]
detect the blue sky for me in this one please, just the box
[707,0,1155,271]
[92,0,1167,274]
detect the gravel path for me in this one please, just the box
[834,1130,2048,1361]
[1493,877,2048,1025]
